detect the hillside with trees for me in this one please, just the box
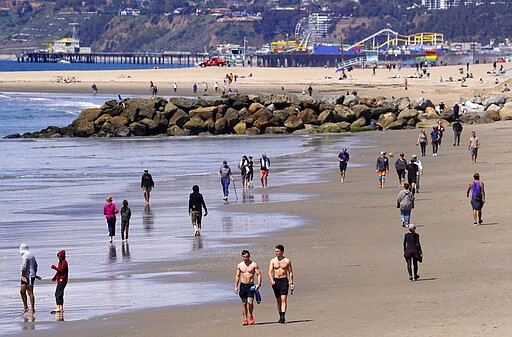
[0,0,510,53]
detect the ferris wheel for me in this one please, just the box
[295,17,316,47]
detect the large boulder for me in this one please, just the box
[333,105,356,123]
[343,94,358,107]
[297,108,319,124]
[485,104,501,121]
[386,119,406,130]
[265,127,287,134]
[499,102,512,120]
[351,104,371,119]
[167,125,191,136]
[110,116,129,129]
[73,121,95,137]
[302,98,320,111]
[270,110,289,125]
[198,96,229,107]
[378,112,397,128]
[253,114,272,130]
[419,106,441,121]
[169,109,190,128]
[320,95,344,106]
[397,97,411,111]
[214,117,229,134]
[397,108,420,120]
[262,95,291,109]
[284,115,304,132]
[224,108,240,127]
[233,122,247,134]
[183,117,206,135]
[318,123,341,133]
[73,108,103,126]
[125,98,155,119]
[189,106,218,121]
[169,97,199,111]
[482,95,507,109]
[318,110,334,124]
[248,102,265,114]
[412,97,435,111]
[350,117,367,128]
[129,122,147,136]
[164,102,179,117]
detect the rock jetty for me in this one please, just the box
[5,93,511,138]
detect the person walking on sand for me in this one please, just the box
[259,153,270,189]
[268,244,294,324]
[397,183,415,227]
[218,161,233,201]
[173,82,177,93]
[468,131,480,164]
[247,156,254,188]
[50,250,68,314]
[430,127,440,156]
[235,250,262,326]
[467,173,485,226]
[405,157,419,195]
[104,196,119,243]
[395,153,407,187]
[453,120,463,146]
[337,148,350,183]
[141,169,155,205]
[19,243,38,316]
[91,83,98,95]
[188,185,208,236]
[238,155,250,189]
[376,151,389,188]
[435,121,446,146]
[416,129,428,157]
[307,84,313,96]
[120,200,131,242]
[411,155,423,193]
[403,224,422,282]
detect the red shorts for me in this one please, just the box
[260,170,269,178]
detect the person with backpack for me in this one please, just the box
[397,183,415,227]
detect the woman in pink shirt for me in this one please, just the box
[104,196,119,243]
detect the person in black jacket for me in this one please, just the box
[141,169,155,204]
[403,224,423,282]
[452,120,463,146]
[189,185,208,236]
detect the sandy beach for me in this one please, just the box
[0,63,510,103]
[8,117,512,337]
[3,63,512,336]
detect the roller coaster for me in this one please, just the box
[346,28,443,51]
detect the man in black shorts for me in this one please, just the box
[337,148,350,183]
[268,244,294,324]
[406,158,419,195]
[235,250,262,326]
[19,243,38,316]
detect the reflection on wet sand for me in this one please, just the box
[21,315,35,330]
[143,204,154,232]
[54,312,64,321]
[261,193,269,202]
[242,190,255,204]
[122,241,130,261]
[108,242,117,263]
[221,216,233,233]
[193,236,203,250]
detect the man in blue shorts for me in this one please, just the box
[268,244,294,324]
[337,148,350,183]
[235,250,262,326]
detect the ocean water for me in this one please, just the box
[0,91,366,334]
[0,60,191,72]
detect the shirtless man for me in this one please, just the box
[268,244,294,324]
[234,250,262,326]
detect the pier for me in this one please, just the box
[17,51,209,65]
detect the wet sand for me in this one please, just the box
[0,63,510,103]
[11,119,512,336]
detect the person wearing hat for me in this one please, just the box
[376,151,389,188]
[337,148,350,183]
[403,224,422,282]
[141,169,155,205]
[19,243,38,316]
[435,120,446,146]
[51,250,68,314]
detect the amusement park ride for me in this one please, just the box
[270,16,443,67]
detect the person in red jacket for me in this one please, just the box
[51,250,68,314]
